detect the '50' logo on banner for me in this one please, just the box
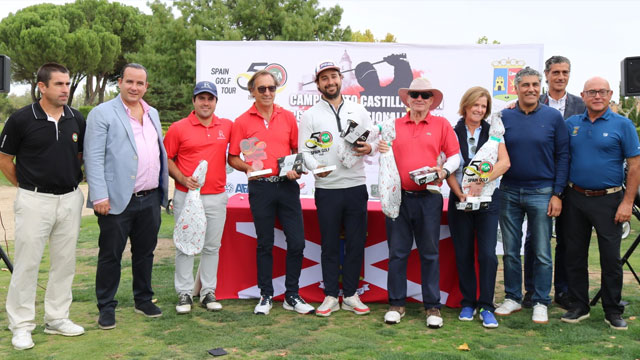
[237,62,288,93]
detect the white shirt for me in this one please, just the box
[548,92,567,116]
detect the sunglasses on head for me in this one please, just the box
[257,85,277,94]
[408,91,433,99]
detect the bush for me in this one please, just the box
[78,105,95,119]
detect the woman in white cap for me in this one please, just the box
[378,77,460,328]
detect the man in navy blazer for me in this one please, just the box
[523,56,586,310]
[84,63,169,330]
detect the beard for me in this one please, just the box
[319,84,341,100]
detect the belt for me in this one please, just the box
[569,182,622,197]
[19,183,77,195]
[133,188,158,197]
[401,189,430,196]
[253,176,285,183]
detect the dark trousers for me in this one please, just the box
[524,214,569,295]
[315,185,368,298]
[386,191,442,309]
[564,187,624,315]
[447,189,500,311]
[95,191,161,312]
[248,180,305,297]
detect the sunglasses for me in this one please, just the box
[257,85,277,94]
[408,91,433,99]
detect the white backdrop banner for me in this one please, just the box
[195,41,544,197]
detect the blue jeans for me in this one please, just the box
[499,185,553,305]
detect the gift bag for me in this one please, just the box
[173,160,208,255]
[378,121,402,219]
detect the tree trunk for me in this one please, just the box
[98,74,109,104]
[85,76,94,105]
[30,82,37,103]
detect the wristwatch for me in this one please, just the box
[552,191,564,199]
[443,168,451,179]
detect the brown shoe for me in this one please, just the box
[425,308,443,328]
[384,306,405,324]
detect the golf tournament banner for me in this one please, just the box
[196,40,543,197]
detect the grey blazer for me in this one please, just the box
[539,92,586,119]
[84,94,169,215]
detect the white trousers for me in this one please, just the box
[173,190,227,296]
[6,188,83,331]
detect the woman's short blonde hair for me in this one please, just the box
[458,86,492,120]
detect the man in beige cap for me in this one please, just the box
[378,78,460,328]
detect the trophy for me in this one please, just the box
[277,153,304,177]
[456,112,505,211]
[240,137,271,177]
[336,119,378,168]
[409,166,441,194]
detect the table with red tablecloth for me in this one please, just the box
[215,193,463,307]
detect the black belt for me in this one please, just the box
[401,189,430,196]
[568,182,622,197]
[133,188,158,197]
[19,183,77,195]
[252,176,286,183]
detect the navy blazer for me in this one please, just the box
[539,92,586,119]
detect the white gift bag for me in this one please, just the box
[378,121,402,219]
[173,160,208,255]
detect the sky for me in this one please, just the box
[2,0,640,99]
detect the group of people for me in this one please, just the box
[1,55,638,351]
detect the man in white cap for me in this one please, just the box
[299,60,377,317]
[164,81,233,314]
[378,78,460,328]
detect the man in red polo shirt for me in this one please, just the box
[164,81,232,314]
[378,78,460,328]
[228,70,314,315]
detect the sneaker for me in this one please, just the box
[604,313,628,330]
[458,306,475,321]
[522,291,533,308]
[254,295,273,315]
[11,330,34,350]
[384,306,405,324]
[341,293,370,315]
[98,310,116,330]
[554,292,572,310]
[283,294,315,314]
[176,293,193,314]
[134,301,163,318]
[44,319,85,336]
[425,308,443,329]
[561,308,590,324]
[479,309,499,328]
[316,296,340,317]
[200,292,222,311]
[532,303,548,324]
[495,299,522,316]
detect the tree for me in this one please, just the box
[477,36,500,45]
[617,95,640,137]
[130,0,351,122]
[351,29,396,43]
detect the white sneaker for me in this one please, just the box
[532,304,548,324]
[316,296,340,317]
[283,294,315,314]
[44,319,85,336]
[495,299,522,316]
[341,293,370,315]
[426,308,444,328]
[12,330,34,350]
[384,306,406,324]
[254,295,273,315]
[175,293,193,314]
[200,292,223,311]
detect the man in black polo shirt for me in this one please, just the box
[0,63,86,351]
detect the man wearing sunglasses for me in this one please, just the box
[299,60,377,317]
[229,70,314,316]
[378,77,460,328]
[495,67,569,325]
[522,56,586,310]
[561,77,640,330]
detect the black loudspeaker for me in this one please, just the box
[0,55,10,93]
[621,56,640,96]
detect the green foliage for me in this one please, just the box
[77,105,94,119]
[352,29,397,43]
[131,0,350,123]
[477,36,501,44]
[617,95,640,138]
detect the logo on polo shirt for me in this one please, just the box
[218,130,226,139]
[72,133,78,142]
[571,126,579,136]
[603,133,609,137]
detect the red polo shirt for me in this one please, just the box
[164,111,233,194]
[229,103,298,177]
[392,111,459,191]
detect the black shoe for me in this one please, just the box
[98,310,116,330]
[554,292,572,310]
[604,314,628,330]
[134,301,163,318]
[175,293,193,314]
[560,308,590,323]
[522,292,533,309]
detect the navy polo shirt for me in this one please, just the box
[0,102,86,189]
[566,108,640,189]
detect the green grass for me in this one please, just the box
[0,211,640,359]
